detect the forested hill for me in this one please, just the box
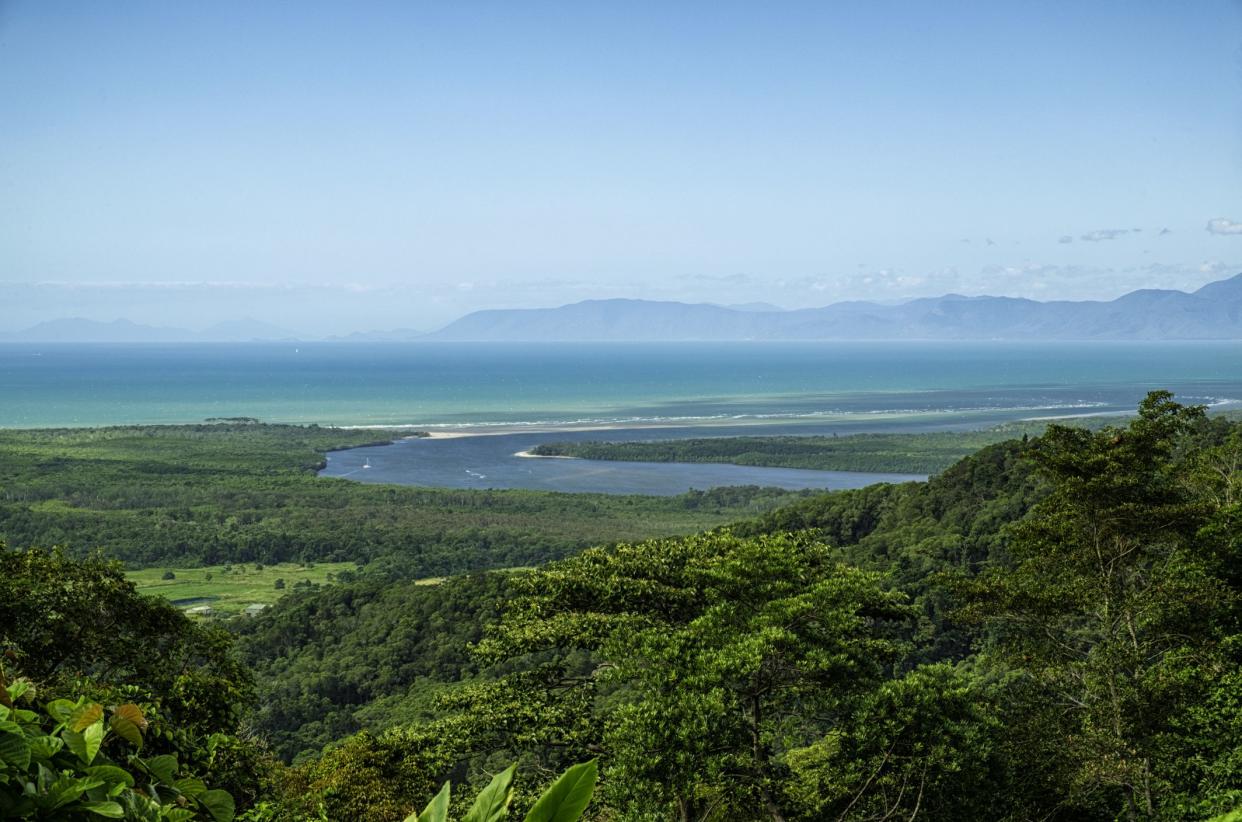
[233,395,1240,820]
[3,395,1240,820]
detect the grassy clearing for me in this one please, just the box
[128,561,359,615]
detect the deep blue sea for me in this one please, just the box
[3,341,1238,493]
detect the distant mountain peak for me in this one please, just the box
[426,274,1242,342]
[1195,272,1242,298]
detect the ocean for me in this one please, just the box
[2,340,1239,430]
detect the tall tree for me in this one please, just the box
[454,531,1006,820]
[958,392,1238,819]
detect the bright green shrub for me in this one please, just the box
[0,672,234,821]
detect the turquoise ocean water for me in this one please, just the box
[1,341,1240,429]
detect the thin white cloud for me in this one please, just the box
[1206,218,1242,235]
[1199,259,1231,275]
[24,280,288,290]
[682,273,753,285]
[1079,229,1131,242]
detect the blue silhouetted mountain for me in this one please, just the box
[426,274,1242,341]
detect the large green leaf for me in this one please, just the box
[143,754,178,784]
[6,678,32,703]
[0,730,31,770]
[27,734,63,761]
[86,765,135,788]
[63,721,106,766]
[82,720,105,765]
[45,775,104,809]
[463,764,516,822]
[523,760,598,822]
[112,703,147,731]
[409,781,450,822]
[108,715,143,750]
[45,699,76,724]
[80,800,124,818]
[27,734,63,762]
[68,702,104,733]
[175,776,207,797]
[198,788,235,822]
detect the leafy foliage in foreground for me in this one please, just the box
[404,759,597,822]
[0,424,803,572]
[0,676,234,821]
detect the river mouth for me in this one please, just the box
[318,423,928,495]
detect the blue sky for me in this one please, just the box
[3,1,1242,334]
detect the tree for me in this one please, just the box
[782,664,1002,821]
[0,544,251,734]
[957,392,1238,819]
[463,531,931,821]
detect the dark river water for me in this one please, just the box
[318,424,926,495]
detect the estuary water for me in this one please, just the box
[2,340,1239,494]
[319,427,927,495]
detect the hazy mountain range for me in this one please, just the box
[428,273,1242,341]
[6,274,1242,342]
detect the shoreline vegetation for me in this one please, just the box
[0,422,812,574]
[523,419,1112,474]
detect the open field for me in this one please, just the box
[128,561,361,615]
